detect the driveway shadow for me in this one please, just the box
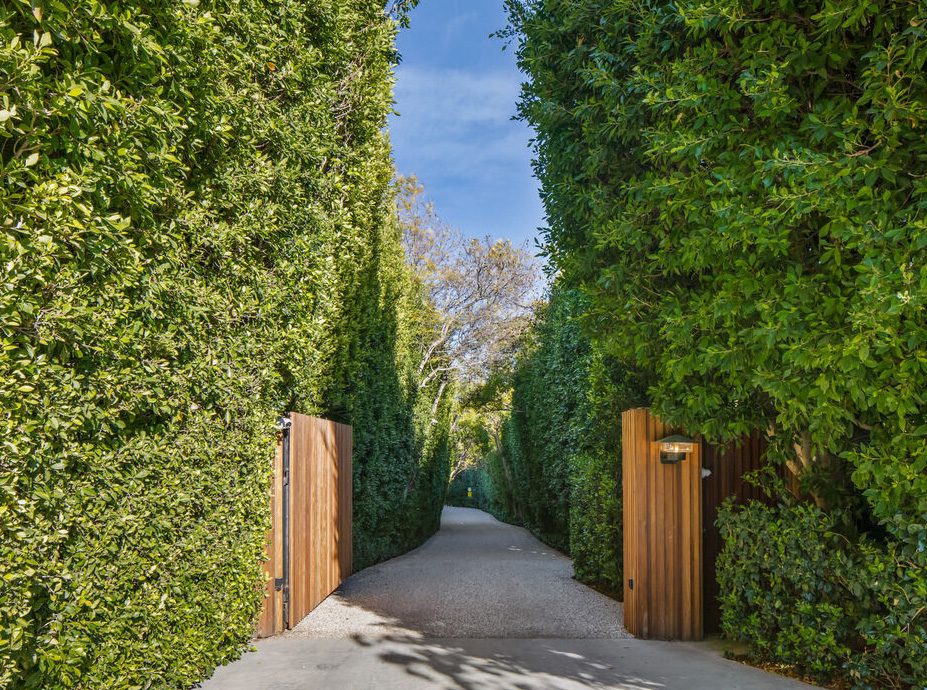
[349,633,664,690]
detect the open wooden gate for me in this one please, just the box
[622,408,773,640]
[255,413,352,637]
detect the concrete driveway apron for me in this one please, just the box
[200,507,821,690]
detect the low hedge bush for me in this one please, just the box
[717,499,926,689]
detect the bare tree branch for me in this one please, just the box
[396,174,544,386]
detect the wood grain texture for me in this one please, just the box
[257,414,352,636]
[623,408,770,640]
[700,433,772,633]
[254,440,282,638]
[273,438,285,634]
[622,408,701,641]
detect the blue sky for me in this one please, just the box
[389,0,544,248]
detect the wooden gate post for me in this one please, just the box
[256,413,352,637]
[622,408,702,640]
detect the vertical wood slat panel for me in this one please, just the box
[288,413,353,627]
[331,423,337,586]
[668,429,679,639]
[311,416,320,612]
[700,432,768,634]
[327,419,333,600]
[622,409,776,639]
[289,413,307,624]
[257,413,352,636]
[638,409,650,637]
[654,414,670,639]
[319,417,326,609]
[622,409,636,634]
[625,409,637,634]
[642,411,655,638]
[622,408,704,641]
[322,418,329,606]
[291,413,309,626]
[273,439,284,634]
[690,442,702,640]
[648,413,661,637]
[680,437,693,640]
[623,408,643,638]
[312,416,318,612]
[326,418,336,605]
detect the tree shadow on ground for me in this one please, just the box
[350,634,665,690]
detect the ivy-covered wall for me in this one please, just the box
[0,2,449,688]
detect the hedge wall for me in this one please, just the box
[478,287,645,596]
[505,0,927,684]
[0,2,449,688]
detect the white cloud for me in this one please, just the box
[390,65,534,179]
[388,64,545,245]
[393,65,521,126]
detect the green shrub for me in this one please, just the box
[569,451,622,596]
[718,500,927,689]
[0,1,449,687]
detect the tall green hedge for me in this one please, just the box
[505,0,927,684]
[479,287,645,595]
[0,2,449,687]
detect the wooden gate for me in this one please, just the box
[255,413,352,637]
[622,408,703,640]
[700,433,768,634]
[622,408,771,640]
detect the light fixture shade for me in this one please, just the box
[656,434,696,454]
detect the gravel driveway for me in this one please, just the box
[202,507,821,690]
[289,506,628,639]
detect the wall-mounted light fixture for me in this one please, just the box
[656,434,695,464]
